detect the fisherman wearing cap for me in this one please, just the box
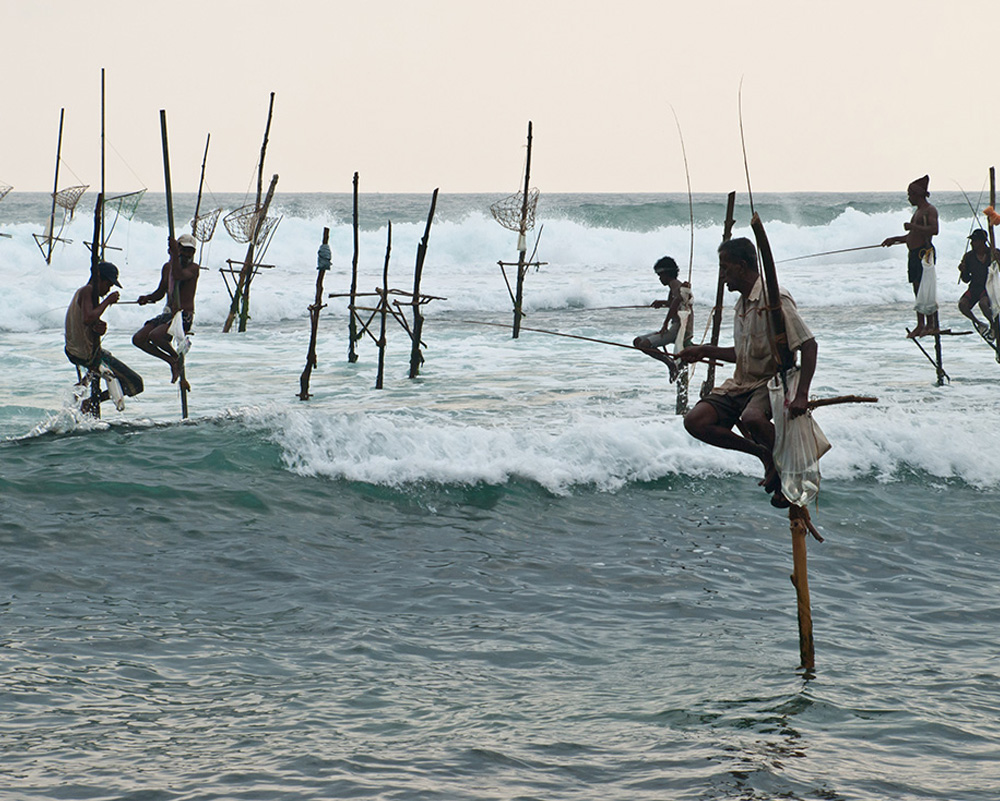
[132,234,201,388]
[957,229,999,340]
[64,261,144,413]
[881,175,940,337]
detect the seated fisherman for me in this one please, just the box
[64,261,144,414]
[633,256,690,381]
[957,229,998,340]
[678,237,817,507]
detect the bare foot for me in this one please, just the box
[179,378,191,392]
[170,359,181,384]
[758,462,781,494]
[770,490,791,509]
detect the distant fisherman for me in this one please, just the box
[133,233,200,390]
[678,238,817,508]
[881,175,940,337]
[634,256,691,350]
[64,261,144,414]
[957,229,998,341]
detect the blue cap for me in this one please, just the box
[98,261,122,287]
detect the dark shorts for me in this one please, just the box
[961,287,989,306]
[144,310,194,333]
[66,348,144,397]
[697,384,772,429]
[908,246,934,290]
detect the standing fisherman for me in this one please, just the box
[882,175,940,337]
[678,238,817,508]
[64,261,144,414]
[132,233,200,390]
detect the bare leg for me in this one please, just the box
[684,401,776,489]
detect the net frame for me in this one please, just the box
[104,189,146,221]
[192,207,222,243]
[223,203,278,246]
[55,185,89,217]
[489,188,539,232]
[0,184,11,203]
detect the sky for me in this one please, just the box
[2,0,997,196]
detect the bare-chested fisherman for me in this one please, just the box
[133,233,200,390]
[633,256,687,381]
[881,175,939,337]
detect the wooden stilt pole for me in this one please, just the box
[932,332,946,387]
[409,188,439,379]
[299,227,331,400]
[701,192,737,398]
[348,171,360,363]
[84,192,104,417]
[788,505,822,671]
[375,222,391,389]
[160,109,188,419]
[512,121,532,339]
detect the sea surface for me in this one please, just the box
[2,189,1000,800]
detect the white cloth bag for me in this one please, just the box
[768,369,831,507]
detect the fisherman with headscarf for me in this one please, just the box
[882,175,940,337]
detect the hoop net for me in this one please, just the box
[104,189,146,221]
[192,207,222,243]
[223,204,278,245]
[0,184,11,203]
[55,185,89,217]
[490,188,539,232]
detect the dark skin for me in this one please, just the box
[80,278,119,334]
[677,253,817,500]
[882,184,940,336]
[132,237,199,388]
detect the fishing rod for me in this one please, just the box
[776,243,885,263]
[459,318,640,351]
[670,105,695,283]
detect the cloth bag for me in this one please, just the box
[768,369,831,507]
[914,248,938,315]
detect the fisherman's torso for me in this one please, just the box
[717,278,813,395]
[64,286,99,362]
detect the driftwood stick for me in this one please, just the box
[806,395,877,409]
[298,228,330,400]
[409,188,439,378]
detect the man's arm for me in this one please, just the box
[81,288,119,333]
[678,344,735,364]
[788,338,817,418]
[138,265,169,304]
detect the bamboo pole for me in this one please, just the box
[349,171,360,363]
[989,167,998,340]
[43,109,65,265]
[299,227,331,400]
[100,69,105,258]
[409,188,439,378]
[192,133,210,236]
[160,109,188,419]
[701,191,737,398]
[84,193,104,417]
[376,222,391,389]
[512,121,532,338]
[223,93,275,333]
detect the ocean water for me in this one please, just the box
[2,189,1000,800]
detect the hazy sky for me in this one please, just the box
[2,0,996,196]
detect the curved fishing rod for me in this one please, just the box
[738,76,755,218]
[670,105,695,283]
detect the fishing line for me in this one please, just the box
[670,105,695,283]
